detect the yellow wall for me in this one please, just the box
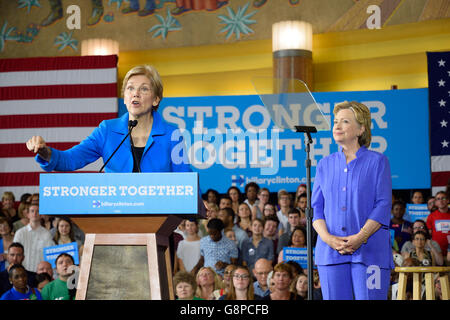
[118,18,450,96]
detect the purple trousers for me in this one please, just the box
[317,263,390,300]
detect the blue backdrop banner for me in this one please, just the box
[119,88,430,193]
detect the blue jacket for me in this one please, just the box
[36,111,191,173]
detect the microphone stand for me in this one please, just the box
[295,125,316,300]
[99,120,137,172]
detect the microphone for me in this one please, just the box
[99,120,138,172]
[129,120,141,173]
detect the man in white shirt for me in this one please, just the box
[13,204,54,272]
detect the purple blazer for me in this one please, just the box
[312,146,394,269]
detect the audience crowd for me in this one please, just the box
[0,181,449,300]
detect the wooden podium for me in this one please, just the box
[39,172,205,300]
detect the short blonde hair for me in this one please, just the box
[121,65,163,110]
[2,191,15,202]
[333,101,372,148]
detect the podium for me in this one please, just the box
[39,172,205,300]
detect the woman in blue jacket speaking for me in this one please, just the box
[26,65,190,173]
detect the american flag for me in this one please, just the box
[0,55,118,200]
[427,52,450,196]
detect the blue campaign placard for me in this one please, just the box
[39,172,199,215]
[119,88,430,193]
[43,242,79,268]
[405,203,430,222]
[282,247,315,269]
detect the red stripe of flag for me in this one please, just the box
[0,171,98,186]
[0,113,117,129]
[431,171,450,187]
[0,142,79,158]
[0,83,117,100]
[0,55,118,72]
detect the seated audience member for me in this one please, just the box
[213,264,237,299]
[41,253,76,300]
[259,263,302,300]
[290,271,322,300]
[173,271,203,300]
[390,200,412,251]
[278,226,307,263]
[426,191,450,257]
[227,186,242,215]
[194,218,238,277]
[13,204,54,272]
[218,207,249,251]
[403,231,437,266]
[0,243,37,297]
[0,264,42,300]
[195,266,222,300]
[1,191,18,223]
[252,188,270,220]
[0,217,14,272]
[36,261,54,279]
[243,182,260,212]
[36,272,53,292]
[241,219,274,272]
[176,219,201,274]
[401,220,443,266]
[277,208,302,255]
[219,265,260,300]
[236,203,252,237]
[252,258,273,298]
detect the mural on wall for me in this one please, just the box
[0,0,449,58]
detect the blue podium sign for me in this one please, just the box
[39,172,199,215]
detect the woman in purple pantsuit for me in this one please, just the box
[312,101,394,300]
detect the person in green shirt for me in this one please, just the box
[173,271,204,300]
[41,253,76,300]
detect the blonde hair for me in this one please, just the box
[333,101,372,148]
[2,191,15,202]
[121,65,163,110]
[195,267,223,298]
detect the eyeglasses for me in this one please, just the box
[435,197,447,201]
[233,274,250,280]
[255,271,271,276]
[413,226,425,230]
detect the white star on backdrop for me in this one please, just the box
[441,119,448,127]
[438,59,446,67]
[442,140,449,148]
[438,99,447,107]
[438,79,446,87]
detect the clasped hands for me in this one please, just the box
[326,233,365,255]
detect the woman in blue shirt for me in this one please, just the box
[0,264,42,300]
[26,65,190,173]
[312,101,393,300]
